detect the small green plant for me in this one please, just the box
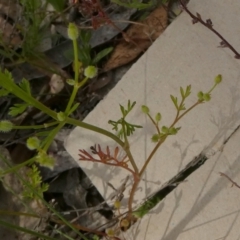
[79,74,222,232]
[22,164,49,199]
[0,0,49,63]
[0,21,222,239]
[65,29,113,68]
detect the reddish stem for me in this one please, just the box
[179,0,240,59]
[219,172,240,189]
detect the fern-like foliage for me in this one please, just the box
[79,144,137,175]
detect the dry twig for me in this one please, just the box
[179,0,240,59]
[219,172,240,189]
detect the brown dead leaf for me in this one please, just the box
[0,15,22,48]
[0,0,23,48]
[0,0,23,22]
[103,5,168,72]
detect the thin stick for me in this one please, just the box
[219,172,240,189]
[179,0,240,59]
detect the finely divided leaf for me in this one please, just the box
[185,85,191,97]
[180,86,184,98]
[0,88,9,96]
[170,95,178,109]
[93,47,113,64]
[120,104,126,116]
[9,103,28,116]
[18,78,31,96]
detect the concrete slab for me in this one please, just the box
[65,0,240,239]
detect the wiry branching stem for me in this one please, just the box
[179,0,240,59]
[219,172,240,189]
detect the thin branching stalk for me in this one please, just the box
[179,0,240,59]
[127,100,203,213]
[219,172,240,189]
[65,37,81,114]
[12,121,58,130]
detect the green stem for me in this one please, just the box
[42,121,67,151]
[68,116,139,174]
[171,101,202,126]
[0,70,128,151]
[0,210,39,218]
[128,100,204,213]
[0,73,57,119]
[65,39,80,114]
[127,135,167,212]
[69,116,142,200]
[174,96,186,121]
[139,136,167,177]
[124,146,139,175]
[122,122,139,175]
[78,76,89,88]
[65,84,79,114]
[147,113,160,135]
[208,83,218,94]
[12,121,58,130]
[0,219,57,240]
[73,39,79,83]
[66,117,124,147]
[0,157,35,175]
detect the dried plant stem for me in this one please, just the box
[219,172,240,189]
[179,0,240,59]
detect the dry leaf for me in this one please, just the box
[0,15,22,47]
[103,5,168,72]
[0,0,23,48]
[0,0,23,22]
